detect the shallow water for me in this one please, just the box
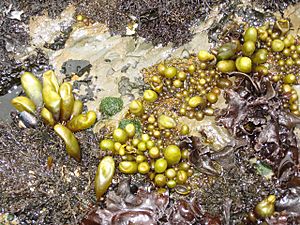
[0,86,21,121]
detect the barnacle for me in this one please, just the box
[11,70,97,161]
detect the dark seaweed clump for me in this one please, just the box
[0,0,73,96]
[199,163,276,223]
[214,75,300,223]
[216,76,300,180]
[0,116,100,224]
[258,0,300,12]
[80,178,223,225]
[108,0,220,46]
[80,162,276,225]
[77,0,300,46]
[177,136,277,224]
[80,179,169,225]
[0,50,50,96]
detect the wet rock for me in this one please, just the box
[29,5,76,48]
[128,41,153,57]
[118,76,144,97]
[104,52,121,62]
[61,59,92,78]
[44,26,73,50]
[8,10,23,21]
[0,86,22,121]
[107,68,115,76]
[121,64,130,73]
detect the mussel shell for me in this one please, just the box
[19,111,38,128]
[175,185,191,195]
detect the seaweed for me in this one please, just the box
[212,75,300,223]
[276,177,300,223]
[0,49,50,96]
[99,97,124,117]
[0,117,101,224]
[81,179,169,225]
[77,0,299,46]
[1,0,299,96]
[1,0,300,224]
[257,0,300,12]
[119,118,142,135]
[216,77,300,178]
[80,140,278,224]
[0,0,73,96]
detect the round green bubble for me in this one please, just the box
[99,139,114,151]
[154,158,168,173]
[164,145,181,166]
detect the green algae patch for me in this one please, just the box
[119,118,142,135]
[99,97,123,117]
